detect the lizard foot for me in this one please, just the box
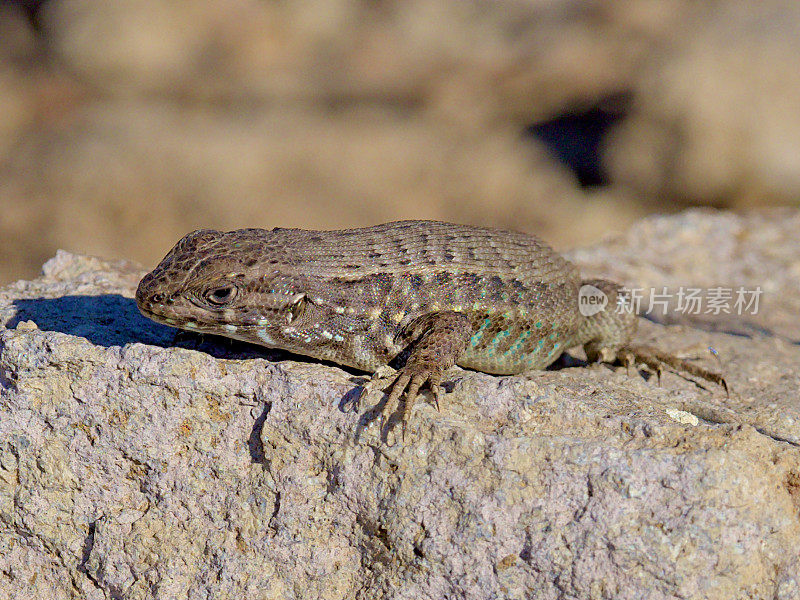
[381,364,445,440]
[359,364,444,441]
[618,344,729,397]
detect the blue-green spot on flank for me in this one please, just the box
[504,330,531,356]
[535,321,543,329]
[483,328,510,357]
[489,329,509,347]
[549,332,558,340]
[470,317,493,347]
[527,338,544,354]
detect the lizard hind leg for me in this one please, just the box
[620,344,729,397]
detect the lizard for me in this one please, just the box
[135,220,728,437]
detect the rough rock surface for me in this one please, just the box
[2,210,800,600]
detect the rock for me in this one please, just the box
[0,102,594,281]
[40,0,698,124]
[2,210,800,599]
[0,0,708,284]
[604,1,800,207]
[568,208,800,341]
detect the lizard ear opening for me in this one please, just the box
[289,294,307,322]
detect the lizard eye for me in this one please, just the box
[205,285,237,306]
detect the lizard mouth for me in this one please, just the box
[135,296,182,327]
[136,300,220,333]
[135,276,192,328]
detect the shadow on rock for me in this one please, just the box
[8,295,307,361]
[9,295,175,348]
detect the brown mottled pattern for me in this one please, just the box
[136,220,726,433]
[136,221,587,372]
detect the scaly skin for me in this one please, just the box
[136,221,727,437]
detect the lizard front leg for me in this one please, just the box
[366,311,472,438]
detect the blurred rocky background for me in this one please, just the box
[1,0,799,284]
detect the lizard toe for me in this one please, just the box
[378,365,447,440]
[428,372,444,412]
[381,372,411,434]
[400,372,433,439]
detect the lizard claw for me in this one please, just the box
[358,365,399,402]
[431,374,444,412]
[619,349,634,377]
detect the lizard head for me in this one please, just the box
[136,229,306,337]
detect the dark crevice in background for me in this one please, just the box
[526,93,632,188]
[1,0,51,30]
